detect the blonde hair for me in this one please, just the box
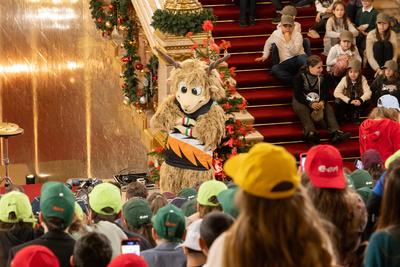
[368,107,399,121]
[222,189,336,267]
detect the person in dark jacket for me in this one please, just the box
[8,182,76,267]
[370,60,400,103]
[292,55,351,144]
[0,191,39,267]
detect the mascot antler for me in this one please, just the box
[155,47,181,69]
[207,54,231,74]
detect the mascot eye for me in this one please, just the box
[191,87,202,96]
[180,86,187,93]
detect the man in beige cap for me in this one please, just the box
[255,15,307,85]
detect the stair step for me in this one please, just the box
[282,138,360,158]
[235,70,284,87]
[211,4,316,21]
[239,87,293,105]
[256,122,360,142]
[228,49,324,69]
[247,105,298,123]
[213,18,315,37]
[201,0,269,6]
[220,35,323,53]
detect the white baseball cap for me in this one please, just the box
[377,95,400,111]
[179,219,202,251]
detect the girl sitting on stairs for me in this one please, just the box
[292,55,351,145]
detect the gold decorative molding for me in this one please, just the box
[163,0,203,11]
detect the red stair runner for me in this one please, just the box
[201,0,362,164]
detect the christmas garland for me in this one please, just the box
[151,8,216,36]
[89,0,118,37]
[89,0,158,110]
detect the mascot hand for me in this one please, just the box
[174,125,199,138]
[175,117,197,127]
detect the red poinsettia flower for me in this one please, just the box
[236,100,247,110]
[219,72,225,80]
[219,40,231,50]
[210,43,220,54]
[228,85,237,95]
[154,147,165,154]
[191,43,199,50]
[202,20,214,31]
[186,32,193,38]
[226,124,235,135]
[229,67,236,76]
[148,161,155,167]
[222,102,233,110]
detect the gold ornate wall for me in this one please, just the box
[0,0,147,184]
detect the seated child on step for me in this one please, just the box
[326,30,361,78]
[307,0,337,39]
[324,1,358,55]
[334,59,371,123]
[277,5,311,56]
[354,0,377,55]
[366,13,398,77]
[255,15,307,85]
[370,60,400,103]
[292,55,351,145]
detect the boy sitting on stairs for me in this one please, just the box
[255,15,307,85]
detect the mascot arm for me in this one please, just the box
[150,95,183,132]
[193,105,226,150]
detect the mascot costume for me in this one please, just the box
[150,50,228,193]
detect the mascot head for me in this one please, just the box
[157,49,228,114]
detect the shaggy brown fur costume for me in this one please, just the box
[151,57,227,193]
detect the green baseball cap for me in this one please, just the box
[89,183,122,215]
[197,180,227,206]
[385,149,400,169]
[152,204,186,242]
[217,186,239,218]
[356,187,373,204]
[40,182,75,226]
[350,169,373,189]
[122,198,152,229]
[181,198,197,217]
[178,188,197,200]
[346,174,355,189]
[0,191,36,224]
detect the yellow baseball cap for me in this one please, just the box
[224,142,300,199]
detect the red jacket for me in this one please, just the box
[359,118,400,161]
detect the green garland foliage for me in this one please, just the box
[151,9,216,36]
[89,0,118,36]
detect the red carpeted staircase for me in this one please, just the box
[201,0,361,166]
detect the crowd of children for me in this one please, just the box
[1,140,400,266]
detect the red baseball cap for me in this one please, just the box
[108,254,148,267]
[11,245,60,267]
[305,145,346,189]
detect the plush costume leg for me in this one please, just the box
[160,163,214,194]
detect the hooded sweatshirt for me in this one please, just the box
[359,118,400,161]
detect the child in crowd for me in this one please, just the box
[361,149,384,185]
[255,15,307,84]
[199,211,234,256]
[334,59,371,123]
[347,0,362,22]
[238,0,256,27]
[147,192,168,214]
[365,166,400,267]
[70,232,112,267]
[187,180,227,225]
[359,95,400,162]
[308,0,336,39]
[0,191,38,267]
[292,55,351,144]
[125,181,148,200]
[326,30,362,77]
[366,13,398,75]
[68,202,88,240]
[354,0,378,55]
[371,60,400,103]
[181,220,207,267]
[11,245,60,267]
[324,1,358,55]
[305,145,368,267]
[204,143,337,267]
[141,204,187,267]
[8,182,76,267]
[122,198,156,247]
